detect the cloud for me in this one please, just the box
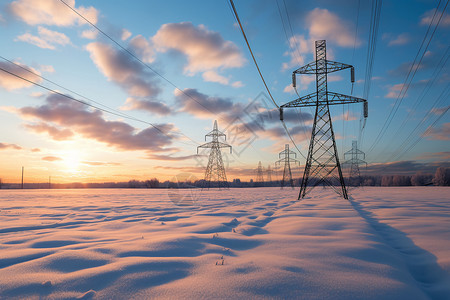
[385,83,405,98]
[128,35,155,63]
[383,33,410,46]
[31,148,41,152]
[19,93,176,152]
[9,0,98,26]
[431,106,449,115]
[307,8,360,47]
[152,22,245,75]
[0,142,22,150]
[421,9,450,27]
[424,122,450,140]
[86,42,161,98]
[284,75,315,92]
[202,70,230,85]
[81,161,121,166]
[121,29,132,41]
[25,122,74,140]
[121,97,171,116]
[40,65,54,73]
[282,35,309,71]
[416,151,450,161]
[42,156,62,162]
[333,111,358,121]
[231,81,244,88]
[366,160,449,176]
[174,88,241,119]
[0,61,42,90]
[147,154,199,161]
[81,29,98,40]
[16,26,71,49]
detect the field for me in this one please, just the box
[0,187,449,299]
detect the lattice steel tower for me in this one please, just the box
[343,141,367,187]
[276,144,300,189]
[266,165,273,183]
[256,161,264,185]
[197,120,232,189]
[280,40,368,199]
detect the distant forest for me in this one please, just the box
[1,167,449,189]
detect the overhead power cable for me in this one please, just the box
[367,0,448,154]
[0,65,199,147]
[59,0,229,125]
[229,0,306,160]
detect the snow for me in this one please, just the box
[0,187,449,299]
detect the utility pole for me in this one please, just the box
[21,166,24,189]
[197,120,232,189]
[255,161,264,186]
[343,141,367,187]
[280,40,368,199]
[276,144,300,189]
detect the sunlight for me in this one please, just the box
[62,150,81,173]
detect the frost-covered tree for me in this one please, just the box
[393,175,411,186]
[381,175,393,186]
[433,167,450,186]
[411,172,432,186]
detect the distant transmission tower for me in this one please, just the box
[255,161,264,186]
[266,165,273,183]
[197,120,232,189]
[280,40,368,199]
[343,141,367,187]
[276,144,300,189]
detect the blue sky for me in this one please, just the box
[0,0,448,183]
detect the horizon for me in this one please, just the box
[0,0,449,184]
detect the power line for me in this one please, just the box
[59,0,231,126]
[367,0,448,153]
[0,56,198,145]
[0,65,199,147]
[228,0,306,160]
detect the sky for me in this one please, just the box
[0,0,448,184]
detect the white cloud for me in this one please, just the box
[385,83,405,98]
[202,70,230,85]
[421,9,450,27]
[9,0,98,26]
[153,22,245,75]
[40,65,54,73]
[0,61,42,90]
[16,26,71,50]
[121,29,132,41]
[129,35,155,63]
[231,81,244,88]
[307,8,360,47]
[81,29,98,40]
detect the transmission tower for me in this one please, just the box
[197,120,232,189]
[266,165,273,183]
[255,161,264,186]
[343,141,367,187]
[276,144,300,189]
[280,40,368,199]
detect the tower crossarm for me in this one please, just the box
[281,92,366,108]
[344,149,365,158]
[197,142,232,153]
[343,158,367,165]
[294,60,353,75]
[276,157,300,165]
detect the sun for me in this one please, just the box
[62,151,81,173]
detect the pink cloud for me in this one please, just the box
[25,122,74,140]
[42,156,62,162]
[0,142,22,150]
[0,61,42,90]
[307,8,360,47]
[153,22,245,75]
[86,42,161,98]
[9,0,98,26]
[385,83,405,98]
[121,97,171,116]
[19,93,176,152]
[425,122,450,141]
[16,26,71,49]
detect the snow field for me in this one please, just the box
[0,187,449,299]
